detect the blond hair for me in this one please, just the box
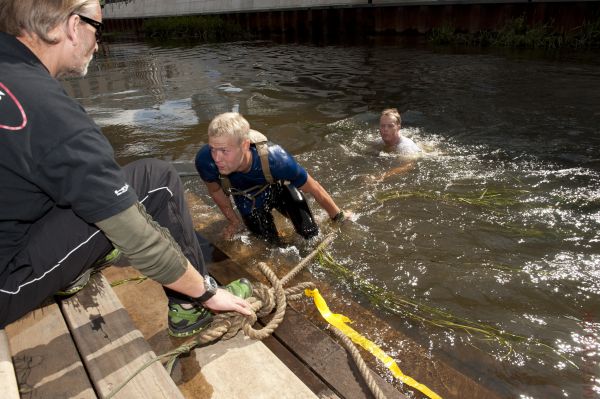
[207,112,250,144]
[0,0,98,44]
[381,108,401,126]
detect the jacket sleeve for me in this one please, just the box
[95,202,188,285]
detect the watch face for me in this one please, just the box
[205,276,218,293]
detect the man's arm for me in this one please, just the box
[204,181,243,238]
[378,161,415,182]
[165,263,251,315]
[299,174,342,220]
[96,202,251,315]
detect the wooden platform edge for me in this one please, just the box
[198,236,406,399]
[59,273,185,399]
[0,329,20,399]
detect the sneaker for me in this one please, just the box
[94,248,122,268]
[167,278,253,338]
[224,278,253,299]
[55,248,121,296]
[167,303,212,338]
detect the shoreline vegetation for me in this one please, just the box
[428,15,600,49]
[103,14,600,50]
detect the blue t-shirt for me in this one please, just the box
[195,143,308,215]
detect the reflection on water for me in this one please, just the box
[63,39,600,398]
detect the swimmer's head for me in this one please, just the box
[379,108,402,146]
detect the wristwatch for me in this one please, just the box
[194,275,218,303]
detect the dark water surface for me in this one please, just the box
[63,39,600,398]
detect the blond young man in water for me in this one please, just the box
[195,112,347,242]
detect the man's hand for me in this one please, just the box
[222,220,243,240]
[332,209,354,224]
[203,288,252,316]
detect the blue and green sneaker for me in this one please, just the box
[55,248,121,296]
[167,278,252,338]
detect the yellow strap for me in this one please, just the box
[305,288,442,399]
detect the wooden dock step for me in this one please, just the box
[5,272,184,399]
[4,298,96,398]
[0,329,20,399]
[195,332,323,399]
[59,273,184,399]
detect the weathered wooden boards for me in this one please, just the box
[197,236,407,399]
[5,298,96,398]
[0,329,20,399]
[59,273,184,399]
[5,273,184,399]
[194,332,321,399]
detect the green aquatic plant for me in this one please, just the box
[375,187,530,208]
[316,250,577,368]
[110,276,148,287]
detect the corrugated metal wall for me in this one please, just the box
[103,1,600,36]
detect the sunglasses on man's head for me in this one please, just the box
[75,14,103,43]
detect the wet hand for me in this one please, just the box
[332,210,353,225]
[222,221,243,240]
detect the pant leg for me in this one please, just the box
[242,209,280,243]
[1,158,204,327]
[122,159,206,303]
[274,184,319,239]
[0,207,113,328]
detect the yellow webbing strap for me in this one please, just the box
[305,288,442,399]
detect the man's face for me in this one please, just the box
[61,4,101,78]
[379,114,400,146]
[208,135,247,175]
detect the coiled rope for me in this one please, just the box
[106,233,389,399]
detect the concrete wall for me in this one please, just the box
[102,0,599,35]
[103,0,367,19]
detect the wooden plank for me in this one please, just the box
[103,267,338,399]
[0,329,20,399]
[194,332,323,399]
[5,299,96,399]
[59,273,184,399]
[198,236,406,399]
[261,334,341,398]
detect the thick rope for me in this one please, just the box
[329,326,387,399]
[105,232,388,399]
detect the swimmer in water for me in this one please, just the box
[371,108,422,182]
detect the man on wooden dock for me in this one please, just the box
[0,0,251,338]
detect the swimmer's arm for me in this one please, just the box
[379,161,415,181]
[299,174,341,219]
[205,181,243,227]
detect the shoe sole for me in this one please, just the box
[168,314,213,338]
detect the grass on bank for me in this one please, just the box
[428,16,600,49]
[142,15,249,41]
